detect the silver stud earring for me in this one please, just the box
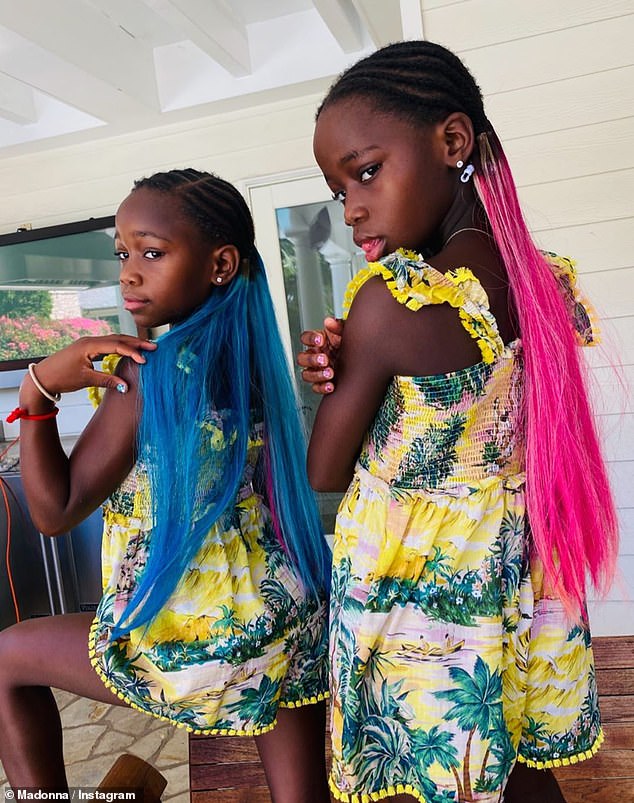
[460,164,475,183]
[456,160,464,169]
[215,277,223,284]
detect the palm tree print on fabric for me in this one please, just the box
[225,674,282,728]
[435,656,505,802]
[367,380,405,459]
[413,362,493,409]
[397,414,466,488]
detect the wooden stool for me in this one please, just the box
[98,753,168,803]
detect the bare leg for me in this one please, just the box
[0,613,125,787]
[504,762,566,802]
[255,701,330,803]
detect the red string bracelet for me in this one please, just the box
[6,407,59,423]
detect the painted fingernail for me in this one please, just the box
[324,383,333,393]
[323,368,333,379]
[315,335,323,345]
[116,383,127,394]
[317,355,327,366]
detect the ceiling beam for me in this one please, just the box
[142,0,251,77]
[313,0,364,52]
[351,0,403,48]
[0,0,160,112]
[0,73,37,124]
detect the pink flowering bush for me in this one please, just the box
[0,315,112,361]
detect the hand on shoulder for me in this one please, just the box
[297,316,344,394]
[22,334,156,404]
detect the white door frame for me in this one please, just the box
[242,169,333,368]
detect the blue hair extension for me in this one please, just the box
[247,251,331,598]
[110,251,330,639]
[110,277,250,638]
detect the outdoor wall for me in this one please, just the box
[0,0,631,633]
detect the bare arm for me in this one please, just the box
[17,334,156,535]
[307,281,394,492]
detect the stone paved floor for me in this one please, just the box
[0,690,189,802]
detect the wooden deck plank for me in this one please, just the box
[553,750,634,779]
[190,760,267,790]
[555,778,634,803]
[191,789,271,803]
[596,667,634,696]
[602,722,634,751]
[189,737,260,765]
[592,635,634,669]
[597,695,634,723]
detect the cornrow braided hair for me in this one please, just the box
[317,40,491,136]
[317,41,618,614]
[133,168,255,260]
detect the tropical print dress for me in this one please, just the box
[88,398,328,735]
[328,249,602,802]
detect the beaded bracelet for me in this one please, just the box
[6,407,59,423]
[28,362,61,403]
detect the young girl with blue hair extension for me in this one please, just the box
[0,168,331,801]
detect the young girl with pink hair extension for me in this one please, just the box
[298,39,618,803]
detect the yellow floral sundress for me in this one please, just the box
[328,250,602,802]
[88,386,328,735]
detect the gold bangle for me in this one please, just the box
[27,362,61,403]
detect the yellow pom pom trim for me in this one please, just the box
[516,728,604,769]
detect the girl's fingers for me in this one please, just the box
[83,335,156,363]
[312,381,334,395]
[87,370,129,394]
[300,367,333,384]
[297,351,330,370]
[299,330,325,348]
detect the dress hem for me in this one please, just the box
[516,728,604,769]
[88,619,328,736]
[329,776,430,803]
[327,729,605,802]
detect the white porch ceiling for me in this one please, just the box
[0,0,407,156]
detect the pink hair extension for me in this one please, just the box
[473,131,618,615]
[263,439,290,554]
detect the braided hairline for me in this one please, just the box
[318,41,491,137]
[133,168,255,259]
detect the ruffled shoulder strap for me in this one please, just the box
[87,353,122,408]
[543,252,599,346]
[342,248,505,365]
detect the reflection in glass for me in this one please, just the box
[276,200,364,533]
[0,224,135,365]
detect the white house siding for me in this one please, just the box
[0,1,631,632]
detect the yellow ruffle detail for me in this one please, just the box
[543,251,600,347]
[328,776,430,803]
[516,728,604,769]
[341,249,505,365]
[87,354,123,408]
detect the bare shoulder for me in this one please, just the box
[348,270,482,376]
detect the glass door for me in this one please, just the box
[248,173,364,533]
